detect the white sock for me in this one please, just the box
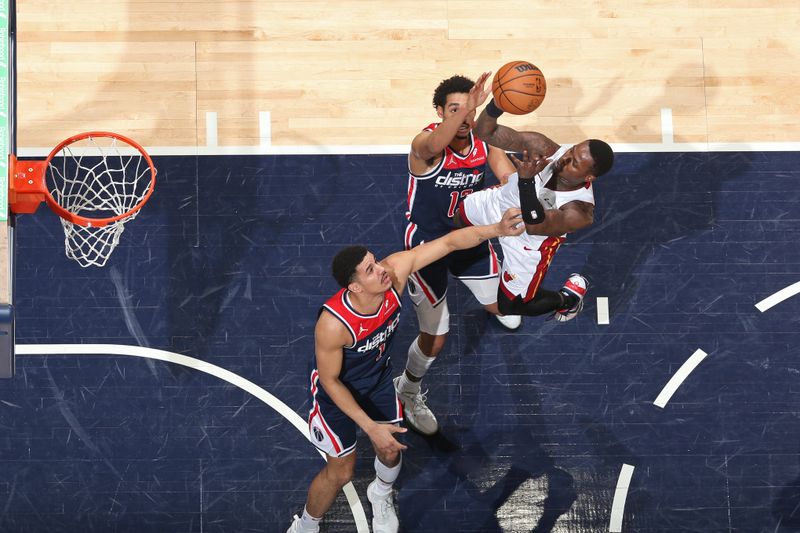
[397,372,420,394]
[373,455,402,497]
[300,507,320,531]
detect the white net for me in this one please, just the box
[45,134,155,267]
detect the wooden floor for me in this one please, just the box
[15,0,800,150]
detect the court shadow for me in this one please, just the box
[397,340,579,532]
[401,421,577,533]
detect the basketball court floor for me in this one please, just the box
[1,2,800,532]
[2,150,798,532]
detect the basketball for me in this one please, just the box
[491,61,547,115]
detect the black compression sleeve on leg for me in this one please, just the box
[497,287,564,316]
[518,178,545,225]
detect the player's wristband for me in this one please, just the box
[486,99,504,118]
[518,178,545,225]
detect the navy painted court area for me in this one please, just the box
[1,151,799,532]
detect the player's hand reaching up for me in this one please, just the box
[367,423,408,455]
[509,150,549,180]
[467,71,493,112]
[498,207,526,236]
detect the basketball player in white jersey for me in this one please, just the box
[455,71,615,320]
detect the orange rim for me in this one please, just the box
[43,131,157,228]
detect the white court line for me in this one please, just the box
[609,463,635,532]
[15,343,370,533]
[653,349,708,408]
[755,281,800,312]
[596,296,609,325]
[660,108,673,144]
[16,141,800,158]
[205,112,218,147]
[259,111,272,149]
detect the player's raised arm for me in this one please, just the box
[410,72,491,164]
[411,110,469,164]
[465,72,559,156]
[383,207,523,292]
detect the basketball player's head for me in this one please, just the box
[332,245,391,294]
[552,139,614,188]
[433,75,476,140]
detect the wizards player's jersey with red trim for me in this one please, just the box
[314,287,402,400]
[406,123,490,236]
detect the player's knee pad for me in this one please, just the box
[460,276,500,306]
[408,278,450,335]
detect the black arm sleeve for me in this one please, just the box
[518,178,545,225]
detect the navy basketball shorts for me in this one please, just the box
[308,371,403,458]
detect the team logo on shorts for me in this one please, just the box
[313,427,324,442]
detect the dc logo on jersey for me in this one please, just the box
[313,427,324,442]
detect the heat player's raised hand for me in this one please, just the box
[509,150,549,180]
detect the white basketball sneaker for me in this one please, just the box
[552,273,588,322]
[394,376,438,435]
[367,480,399,533]
[495,313,522,329]
[286,514,319,533]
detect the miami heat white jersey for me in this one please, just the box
[461,144,595,300]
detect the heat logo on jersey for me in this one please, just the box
[435,169,484,188]
[357,314,401,353]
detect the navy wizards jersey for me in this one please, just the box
[406,122,490,236]
[312,287,402,402]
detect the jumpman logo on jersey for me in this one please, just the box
[358,323,368,336]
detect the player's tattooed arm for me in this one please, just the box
[474,113,559,157]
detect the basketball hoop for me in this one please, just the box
[9,131,157,267]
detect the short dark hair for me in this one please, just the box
[432,75,474,109]
[331,245,368,288]
[588,139,614,177]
